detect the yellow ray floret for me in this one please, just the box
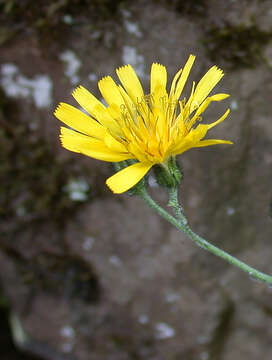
[55,55,232,193]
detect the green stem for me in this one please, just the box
[138,188,272,286]
[168,187,187,225]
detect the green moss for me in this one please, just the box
[204,23,272,69]
[0,0,127,32]
[1,0,126,22]
[0,91,87,229]
[0,291,9,310]
[153,0,207,17]
[0,91,101,298]
[0,0,127,46]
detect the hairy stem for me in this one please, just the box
[139,188,272,285]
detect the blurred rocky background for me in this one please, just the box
[1,0,272,359]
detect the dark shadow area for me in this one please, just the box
[0,295,39,360]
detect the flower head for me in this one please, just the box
[55,55,232,193]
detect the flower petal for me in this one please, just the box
[54,102,106,139]
[98,76,125,108]
[192,66,224,108]
[150,63,168,113]
[60,127,130,162]
[72,85,104,115]
[56,57,232,184]
[171,124,209,155]
[106,162,153,194]
[116,64,144,104]
[150,63,167,95]
[72,86,119,132]
[171,54,195,100]
[118,84,135,113]
[104,131,128,153]
[193,139,233,147]
[187,94,229,129]
[117,84,137,124]
[207,109,230,130]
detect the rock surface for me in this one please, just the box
[1,0,272,359]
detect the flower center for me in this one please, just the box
[117,94,181,164]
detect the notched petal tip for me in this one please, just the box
[54,103,62,117]
[59,126,75,147]
[151,63,167,78]
[116,64,133,74]
[105,178,119,194]
[59,133,66,146]
[98,75,112,84]
[54,102,69,118]
[72,85,90,101]
[212,65,224,74]
[151,62,164,68]
[72,85,83,95]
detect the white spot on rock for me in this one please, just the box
[109,255,122,266]
[82,236,95,251]
[60,326,75,338]
[200,351,209,360]
[61,343,73,353]
[0,63,53,109]
[60,50,81,85]
[16,205,27,217]
[28,75,53,109]
[121,9,131,18]
[90,30,101,40]
[1,63,18,77]
[122,46,145,78]
[88,73,97,82]
[165,292,180,303]
[63,178,89,201]
[60,325,75,353]
[230,100,238,110]
[138,314,149,324]
[226,207,235,216]
[197,335,210,344]
[62,14,74,25]
[155,322,175,339]
[124,20,142,37]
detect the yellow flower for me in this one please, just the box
[55,54,232,194]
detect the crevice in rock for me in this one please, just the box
[207,297,235,360]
